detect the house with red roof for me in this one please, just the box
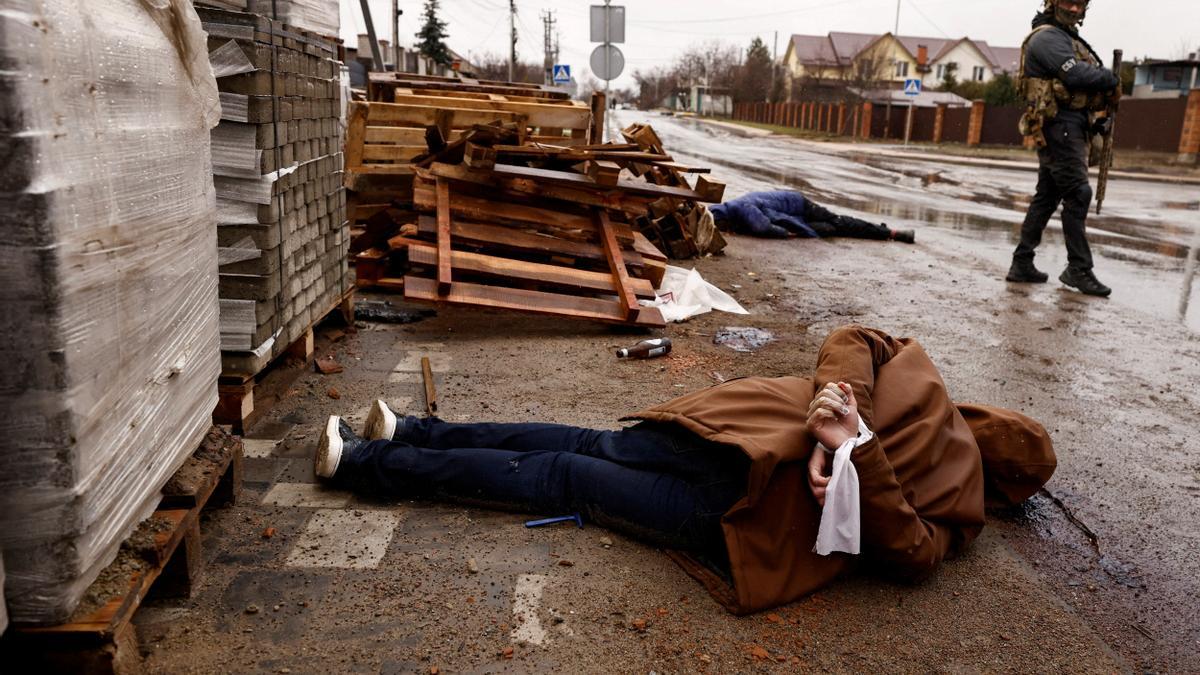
[783,30,1020,99]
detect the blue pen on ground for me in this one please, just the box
[524,513,584,529]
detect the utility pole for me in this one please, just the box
[509,0,517,82]
[542,11,558,86]
[771,31,778,103]
[359,0,384,72]
[391,0,400,72]
[884,0,901,138]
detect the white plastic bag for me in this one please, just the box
[640,265,749,322]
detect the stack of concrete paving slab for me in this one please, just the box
[195,4,350,371]
[0,0,221,624]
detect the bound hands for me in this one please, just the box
[806,382,860,506]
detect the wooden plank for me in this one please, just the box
[407,243,656,299]
[425,163,652,216]
[421,356,438,414]
[403,276,665,327]
[387,93,591,129]
[490,164,713,202]
[366,102,525,128]
[364,126,462,144]
[435,178,452,295]
[654,161,711,174]
[345,102,368,171]
[412,183,634,244]
[589,91,607,144]
[362,144,426,161]
[695,175,727,203]
[632,231,668,262]
[586,160,621,186]
[413,215,646,269]
[597,210,640,320]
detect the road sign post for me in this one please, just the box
[590,1,625,92]
[903,78,921,146]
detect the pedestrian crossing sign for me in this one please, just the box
[553,64,571,85]
[904,78,922,96]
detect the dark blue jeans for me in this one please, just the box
[336,419,749,557]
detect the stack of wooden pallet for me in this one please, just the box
[346,73,596,252]
[352,118,726,327]
[195,5,352,377]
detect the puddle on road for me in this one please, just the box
[714,327,775,352]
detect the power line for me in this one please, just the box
[627,0,866,25]
[903,0,953,39]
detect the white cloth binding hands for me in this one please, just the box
[813,417,874,556]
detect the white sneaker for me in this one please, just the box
[363,399,397,441]
[314,415,343,478]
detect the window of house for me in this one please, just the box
[972,66,986,81]
[1162,67,1182,83]
[935,64,945,80]
[894,61,909,78]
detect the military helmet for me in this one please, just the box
[1043,0,1089,27]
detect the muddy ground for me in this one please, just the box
[134,113,1200,673]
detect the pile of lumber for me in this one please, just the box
[195,4,352,374]
[345,73,594,248]
[352,114,726,327]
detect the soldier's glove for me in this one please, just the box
[1091,116,1113,138]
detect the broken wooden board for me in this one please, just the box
[404,243,655,300]
[403,276,665,327]
[410,215,646,270]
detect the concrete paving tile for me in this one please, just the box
[243,457,288,487]
[285,509,401,569]
[511,573,548,646]
[262,482,352,508]
[242,438,280,458]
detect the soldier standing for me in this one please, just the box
[1006,0,1120,296]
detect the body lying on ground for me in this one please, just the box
[708,190,915,243]
[315,325,1054,614]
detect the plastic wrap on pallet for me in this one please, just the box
[1,553,8,634]
[0,0,221,625]
[247,0,338,36]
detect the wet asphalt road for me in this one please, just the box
[617,111,1200,333]
[614,110,1200,670]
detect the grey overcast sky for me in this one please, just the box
[340,0,1200,89]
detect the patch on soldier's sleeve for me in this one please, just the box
[1061,58,1077,73]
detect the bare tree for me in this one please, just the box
[471,51,542,83]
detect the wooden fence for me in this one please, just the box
[731,90,1200,159]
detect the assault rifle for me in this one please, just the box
[1095,48,1123,215]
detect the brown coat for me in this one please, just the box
[628,326,1055,614]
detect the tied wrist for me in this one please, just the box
[818,419,874,455]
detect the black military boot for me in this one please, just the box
[1006,258,1049,283]
[1059,267,1112,297]
[315,416,369,479]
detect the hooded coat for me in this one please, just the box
[627,325,1056,614]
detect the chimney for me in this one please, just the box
[357,33,371,56]
[917,45,929,67]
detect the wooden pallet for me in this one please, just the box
[385,164,668,327]
[4,427,243,674]
[215,285,355,434]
